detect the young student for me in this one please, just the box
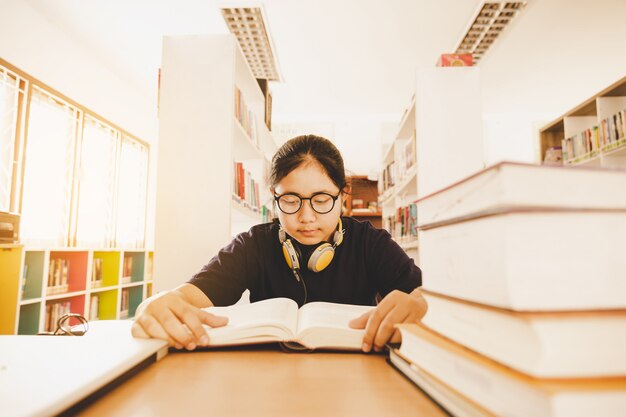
[132,135,426,352]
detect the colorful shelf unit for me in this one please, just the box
[539,76,626,167]
[0,245,154,335]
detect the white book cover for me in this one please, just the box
[416,161,626,228]
[420,291,626,378]
[418,210,626,310]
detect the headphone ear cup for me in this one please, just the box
[307,243,335,272]
[282,239,301,270]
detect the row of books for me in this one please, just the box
[91,258,103,288]
[391,162,626,416]
[121,256,133,284]
[119,288,130,319]
[379,160,396,195]
[562,109,626,162]
[396,134,416,181]
[234,87,257,145]
[47,258,70,295]
[383,203,417,242]
[45,301,71,333]
[233,161,262,212]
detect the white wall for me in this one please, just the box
[272,113,398,176]
[0,0,158,246]
[479,0,626,164]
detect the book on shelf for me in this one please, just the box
[599,109,625,151]
[420,290,626,378]
[418,208,626,311]
[395,323,626,417]
[233,161,261,212]
[234,87,257,144]
[122,256,133,283]
[388,348,495,417]
[120,289,130,319]
[416,161,626,228]
[380,160,396,194]
[47,258,70,295]
[384,203,417,242]
[45,301,71,333]
[91,258,103,288]
[201,297,373,351]
[562,108,626,164]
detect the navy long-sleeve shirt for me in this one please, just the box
[189,217,422,307]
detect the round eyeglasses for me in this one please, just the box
[274,192,340,214]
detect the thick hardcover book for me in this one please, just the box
[202,298,373,351]
[418,209,626,310]
[416,161,626,229]
[388,348,494,417]
[420,290,626,378]
[396,323,626,417]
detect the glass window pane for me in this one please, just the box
[115,136,148,248]
[20,87,77,246]
[75,116,118,247]
[0,68,20,212]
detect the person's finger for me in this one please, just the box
[131,321,150,338]
[348,311,371,329]
[135,314,180,348]
[373,307,410,350]
[170,303,213,346]
[362,301,395,352]
[153,308,196,349]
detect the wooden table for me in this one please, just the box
[79,346,447,416]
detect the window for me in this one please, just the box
[0,59,150,248]
[20,87,77,246]
[0,68,22,212]
[115,136,149,248]
[75,116,118,247]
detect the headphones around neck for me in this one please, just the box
[278,218,345,277]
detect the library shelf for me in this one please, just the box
[380,67,483,260]
[156,34,277,292]
[0,245,154,334]
[539,76,626,167]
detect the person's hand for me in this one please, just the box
[131,289,228,350]
[348,289,427,353]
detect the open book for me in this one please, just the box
[201,298,374,351]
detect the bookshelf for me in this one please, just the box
[380,97,419,255]
[380,67,484,258]
[156,34,277,292]
[345,175,382,228]
[0,244,154,334]
[539,76,626,167]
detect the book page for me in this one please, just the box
[201,298,299,345]
[294,302,374,349]
[297,302,374,331]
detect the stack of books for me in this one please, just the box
[390,161,626,417]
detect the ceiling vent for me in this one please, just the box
[454,1,528,64]
[220,5,282,81]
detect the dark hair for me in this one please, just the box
[269,135,346,191]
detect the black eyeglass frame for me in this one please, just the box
[273,192,341,214]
